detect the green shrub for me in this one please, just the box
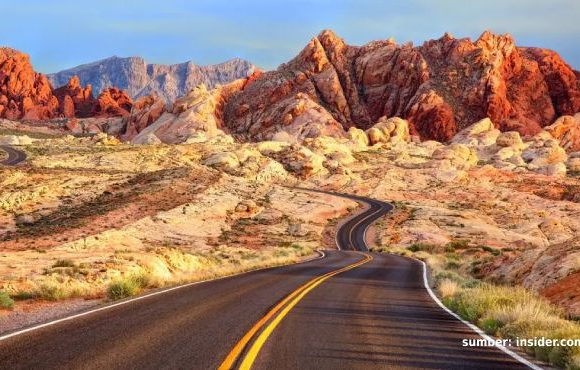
[11,291,36,300]
[107,279,140,300]
[480,245,501,256]
[480,317,502,334]
[0,291,14,309]
[407,243,438,253]
[446,239,470,250]
[446,260,461,270]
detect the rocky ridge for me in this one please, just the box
[48,56,255,103]
[137,30,578,144]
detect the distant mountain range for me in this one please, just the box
[48,56,255,103]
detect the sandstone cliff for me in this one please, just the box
[216,30,579,142]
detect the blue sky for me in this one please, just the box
[1,0,578,73]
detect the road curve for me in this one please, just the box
[0,190,534,369]
[0,145,27,166]
[291,187,393,251]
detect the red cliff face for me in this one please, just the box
[220,30,580,142]
[0,48,134,121]
[0,47,58,120]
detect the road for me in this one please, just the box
[0,190,535,369]
[0,145,27,166]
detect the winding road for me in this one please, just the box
[0,145,27,166]
[0,189,536,369]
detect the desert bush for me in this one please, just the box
[446,239,470,250]
[407,243,439,253]
[480,245,501,256]
[107,277,142,300]
[52,259,76,268]
[0,291,14,309]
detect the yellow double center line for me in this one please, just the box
[219,252,373,370]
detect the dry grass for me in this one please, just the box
[373,244,580,369]
[6,244,315,303]
[446,284,580,369]
[438,279,460,298]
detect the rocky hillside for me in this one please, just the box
[48,56,255,103]
[210,30,578,142]
[0,48,133,120]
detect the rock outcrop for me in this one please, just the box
[0,48,134,121]
[0,47,58,120]
[123,95,166,138]
[543,114,580,152]
[131,80,248,144]
[212,30,579,142]
[48,56,255,103]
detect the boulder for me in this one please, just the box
[132,132,162,145]
[452,118,500,146]
[365,117,410,145]
[202,152,240,171]
[539,163,567,177]
[431,144,478,170]
[347,127,369,148]
[496,131,524,148]
[566,157,580,172]
[544,115,580,152]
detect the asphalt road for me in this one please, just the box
[0,190,534,370]
[0,145,27,166]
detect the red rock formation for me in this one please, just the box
[123,94,165,138]
[0,47,135,121]
[219,30,579,142]
[93,88,133,117]
[0,47,58,120]
[544,114,580,152]
[53,76,96,117]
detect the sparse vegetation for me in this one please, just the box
[446,284,580,369]
[407,243,439,253]
[0,291,14,309]
[107,276,145,300]
[52,259,76,268]
[377,240,580,369]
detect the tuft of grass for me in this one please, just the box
[437,279,460,299]
[107,274,150,300]
[0,291,14,310]
[107,279,140,300]
[52,259,76,268]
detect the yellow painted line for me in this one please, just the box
[222,252,372,370]
[218,253,369,369]
[218,271,328,369]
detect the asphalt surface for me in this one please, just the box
[0,145,27,166]
[0,190,532,370]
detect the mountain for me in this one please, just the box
[47,56,256,103]
[0,47,133,120]
[201,30,578,142]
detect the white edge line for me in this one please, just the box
[0,250,326,342]
[419,260,543,370]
